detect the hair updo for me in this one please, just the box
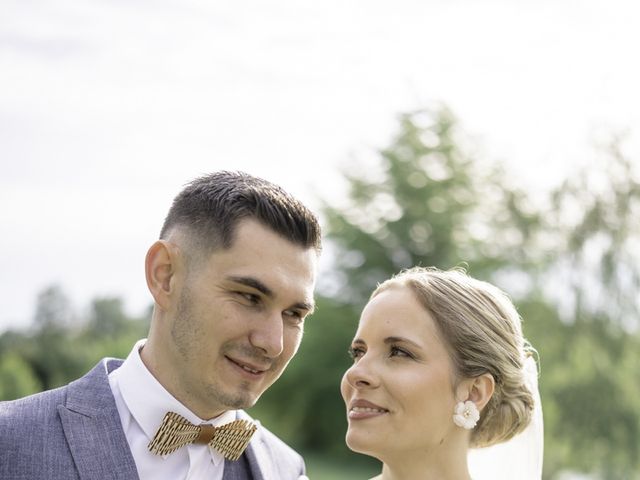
[372,266,536,447]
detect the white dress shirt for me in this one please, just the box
[108,339,237,480]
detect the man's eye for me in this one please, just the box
[238,292,260,304]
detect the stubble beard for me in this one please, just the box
[172,287,271,412]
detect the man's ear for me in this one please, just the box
[467,373,496,413]
[145,240,181,311]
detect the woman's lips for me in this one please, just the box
[348,398,389,419]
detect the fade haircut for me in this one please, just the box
[159,171,322,265]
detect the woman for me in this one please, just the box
[341,267,543,480]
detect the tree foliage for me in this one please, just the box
[321,107,543,306]
[1,107,639,479]
[0,285,149,398]
[546,137,640,330]
[0,351,41,400]
[33,284,74,330]
[259,107,640,479]
[529,136,640,478]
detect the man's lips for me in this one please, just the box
[226,356,270,375]
[348,398,389,419]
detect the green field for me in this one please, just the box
[305,454,380,480]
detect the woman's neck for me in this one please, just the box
[376,445,471,480]
[378,463,471,480]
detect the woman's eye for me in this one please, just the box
[283,309,304,324]
[390,346,412,358]
[348,346,365,360]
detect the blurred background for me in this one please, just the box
[1,1,639,479]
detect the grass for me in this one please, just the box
[305,454,381,480]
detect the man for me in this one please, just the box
[0,171,322,480]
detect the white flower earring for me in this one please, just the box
[453,400,480,429]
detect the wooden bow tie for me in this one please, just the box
[148,411,257,461]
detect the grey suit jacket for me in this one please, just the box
[0,359,307,480]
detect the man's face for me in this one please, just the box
[165,219,317,419]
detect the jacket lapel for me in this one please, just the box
[234,412,268,480]
[232,412,309,480]
[243,437,269,480]
[59,359,139,480]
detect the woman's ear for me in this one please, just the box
[468,373,496,413]
[145,240,180,311]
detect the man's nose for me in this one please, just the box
[249,311,284,358]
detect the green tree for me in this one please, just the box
[0,287,150,399]
[257,107,640,479]
[255,106,546,474]
[33,284,74,331]
[19,285,86,389]
[547,136,640,330]
[530,138,640,479]
[87,297,132,339]
[3,108,639,479]
[321,106,542,306]
[0,352,41,400]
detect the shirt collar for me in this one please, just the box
[113,339,237,465]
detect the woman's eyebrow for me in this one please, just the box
[384,336,422,349]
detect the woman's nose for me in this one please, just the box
[345,357,379,389]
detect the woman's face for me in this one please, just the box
[341,285,460,459]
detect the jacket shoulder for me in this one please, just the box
[0,385,73,478]
[0,358,122,479]
[0,384,68,426]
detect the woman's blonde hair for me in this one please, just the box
[372,266,536,447]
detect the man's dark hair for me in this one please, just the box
[159,171,322,257]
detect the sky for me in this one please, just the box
[1,0,639,331]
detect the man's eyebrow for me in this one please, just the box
[227,275,316,314]
[227,276,273,297]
